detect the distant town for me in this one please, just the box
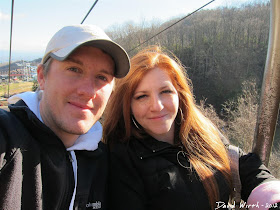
[0,58,41,83]
[0,59,41,106]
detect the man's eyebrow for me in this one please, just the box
[66,57,83,65]
[100,69,114,76]
[66,57,114,76]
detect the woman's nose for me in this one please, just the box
[150,95,164,111]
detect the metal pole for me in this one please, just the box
[252,0,280,166]
[81,0,99,24]
[128,0,216,54]
[8,0,14,98]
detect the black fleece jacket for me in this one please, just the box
[0,100,108,210]
[108,135,276,210]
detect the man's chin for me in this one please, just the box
[73,121,98,134]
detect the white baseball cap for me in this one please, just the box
[42,24,130,78]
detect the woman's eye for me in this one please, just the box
[135,95,147,100]
[97,75,108,82]
[162,89,172,94]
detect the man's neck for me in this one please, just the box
[58,133,79,148]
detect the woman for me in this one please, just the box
[103,46,280,210]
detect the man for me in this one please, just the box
[0,25,130,209]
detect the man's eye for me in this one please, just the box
[68,67,80,73]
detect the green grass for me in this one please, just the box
[0,82,33,97]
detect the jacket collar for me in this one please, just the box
[130,135,180,159]
[9,100,65,148]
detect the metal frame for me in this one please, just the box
[252,0,280,166]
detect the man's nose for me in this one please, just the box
[77,78,97,98]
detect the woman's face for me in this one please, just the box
[131,67,179,144]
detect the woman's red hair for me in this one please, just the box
[103,46,232,209]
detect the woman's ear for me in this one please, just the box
[37,64,45,90]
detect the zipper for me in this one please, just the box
[59,151,75,210]
[68,152,74,162]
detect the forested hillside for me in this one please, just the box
[107,2,270,111]
[106,2,280,177]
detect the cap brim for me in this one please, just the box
[45,39,130,78]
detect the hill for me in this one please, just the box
[107,2,270,111]
[0,58,41,74]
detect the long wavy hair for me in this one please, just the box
[103,46,231,209]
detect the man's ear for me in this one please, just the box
[37,64,45,90]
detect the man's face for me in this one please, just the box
[38,46,115,145]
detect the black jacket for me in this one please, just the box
[0,100,108,210]
[108,135,275,210]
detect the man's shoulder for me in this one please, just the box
[0,104,26,124]
[0,107,19,128]
[0,107,34,170]
[0,100,37,135]
[0,106,33,152]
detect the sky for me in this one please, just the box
[0,0,268,63]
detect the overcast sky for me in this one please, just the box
[0,0,268,62]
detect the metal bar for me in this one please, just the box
[252,0,280,166]
[128,0,216,54]
[8,0,14,98]
[81,0,99,24]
